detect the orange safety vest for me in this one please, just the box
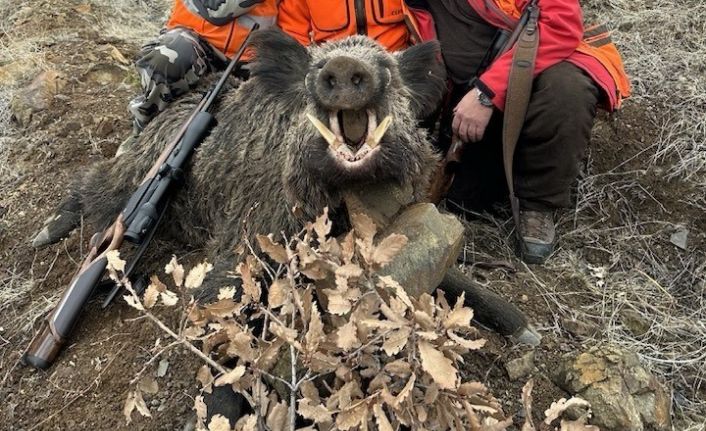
[278,0,422,51]
[166,0,278,58]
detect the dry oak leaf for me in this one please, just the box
[266,400,288,430]
[255,338,285,371]
[195,395,208,424]
[123,391,136,424]
[160,288,179,306]
[226,331,257,362]
[123,390,151,424]
[447,330,486,350]
[185,261,214,289]
[269,322,302,350]
[335,400,368,430]
[298,397,333,424]
[335,263,364,291]
[444,295,474,329]
[382,327,412,356]
[544,397,591,425]
[218,286,237,300]
[323,289,352,315]
[106,249,126,273]
[143,275,167,309]
[336,320,361,351]
[521,379,536,431]
[349,211,377,244]
[208,414,232,431]
[215,365,246,386]
[373,403,394,431]
[300,380,321,404]
[267,279,290,309]
[393,372,416,408]
[423,382,439,404]
[418,340,458,390]
[304,306,325,355]
[197,365,213,387]
[256,233,289,264]
[235,414,257,431]
[312,207,332,239]
[372,233,408,267]
[142,285,160,309]
[123,293,144,311]
[165,255,185,287]
[384,359,412,377]
[378,275,412,309]
[204,298,239,319]
[237,262,261,301]
[341,231,356,263]
[458,381,488,397]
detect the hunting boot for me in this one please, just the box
[516,210,556,265]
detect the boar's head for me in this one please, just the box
[249,30,446,216]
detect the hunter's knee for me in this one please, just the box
[135,28,212,93]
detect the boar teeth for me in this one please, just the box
[367,115,392,148]
[306,113,340,149]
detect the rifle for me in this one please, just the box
[428,3,538,205]
[23,24,260,370]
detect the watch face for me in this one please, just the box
[476,89,493,107]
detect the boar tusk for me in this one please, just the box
[367,115,392,148]
[306,113,340,149]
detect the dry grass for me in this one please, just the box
[91,0,169,43]
[585,0,706,186]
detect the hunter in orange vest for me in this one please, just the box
[419,0,631,264]
[124,0,277,143]
[278,0,425,51]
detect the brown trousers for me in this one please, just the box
[428,0,601,211]
[439,62,600,211]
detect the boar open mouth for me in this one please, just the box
[307,109,392,166]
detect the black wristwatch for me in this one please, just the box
[474,87,494,107]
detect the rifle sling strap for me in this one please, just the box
[502,3,540,233]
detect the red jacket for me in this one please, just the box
[405,0,630,111]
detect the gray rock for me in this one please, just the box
[552,346,671,431]
[505,350,535,381]
[157,359,170,377]
[84,63,127,85]
[343,182,464,297]
[562,317,600,338]
[10,70,66,127]
[378,203,464,297]
[669,226,688,250]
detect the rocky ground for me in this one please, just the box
[1,0,704,430]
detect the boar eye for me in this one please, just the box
[315,60,326,69]
[384,67,392,88]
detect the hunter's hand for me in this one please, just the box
[452,90,494,143]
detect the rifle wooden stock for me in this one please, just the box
[24,218,125,369]
[428,137,464,205]
[24,24,259,370]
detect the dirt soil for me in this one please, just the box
[1,0,705,430]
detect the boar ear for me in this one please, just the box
[250,29,311,93]
[397,41,447,118]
